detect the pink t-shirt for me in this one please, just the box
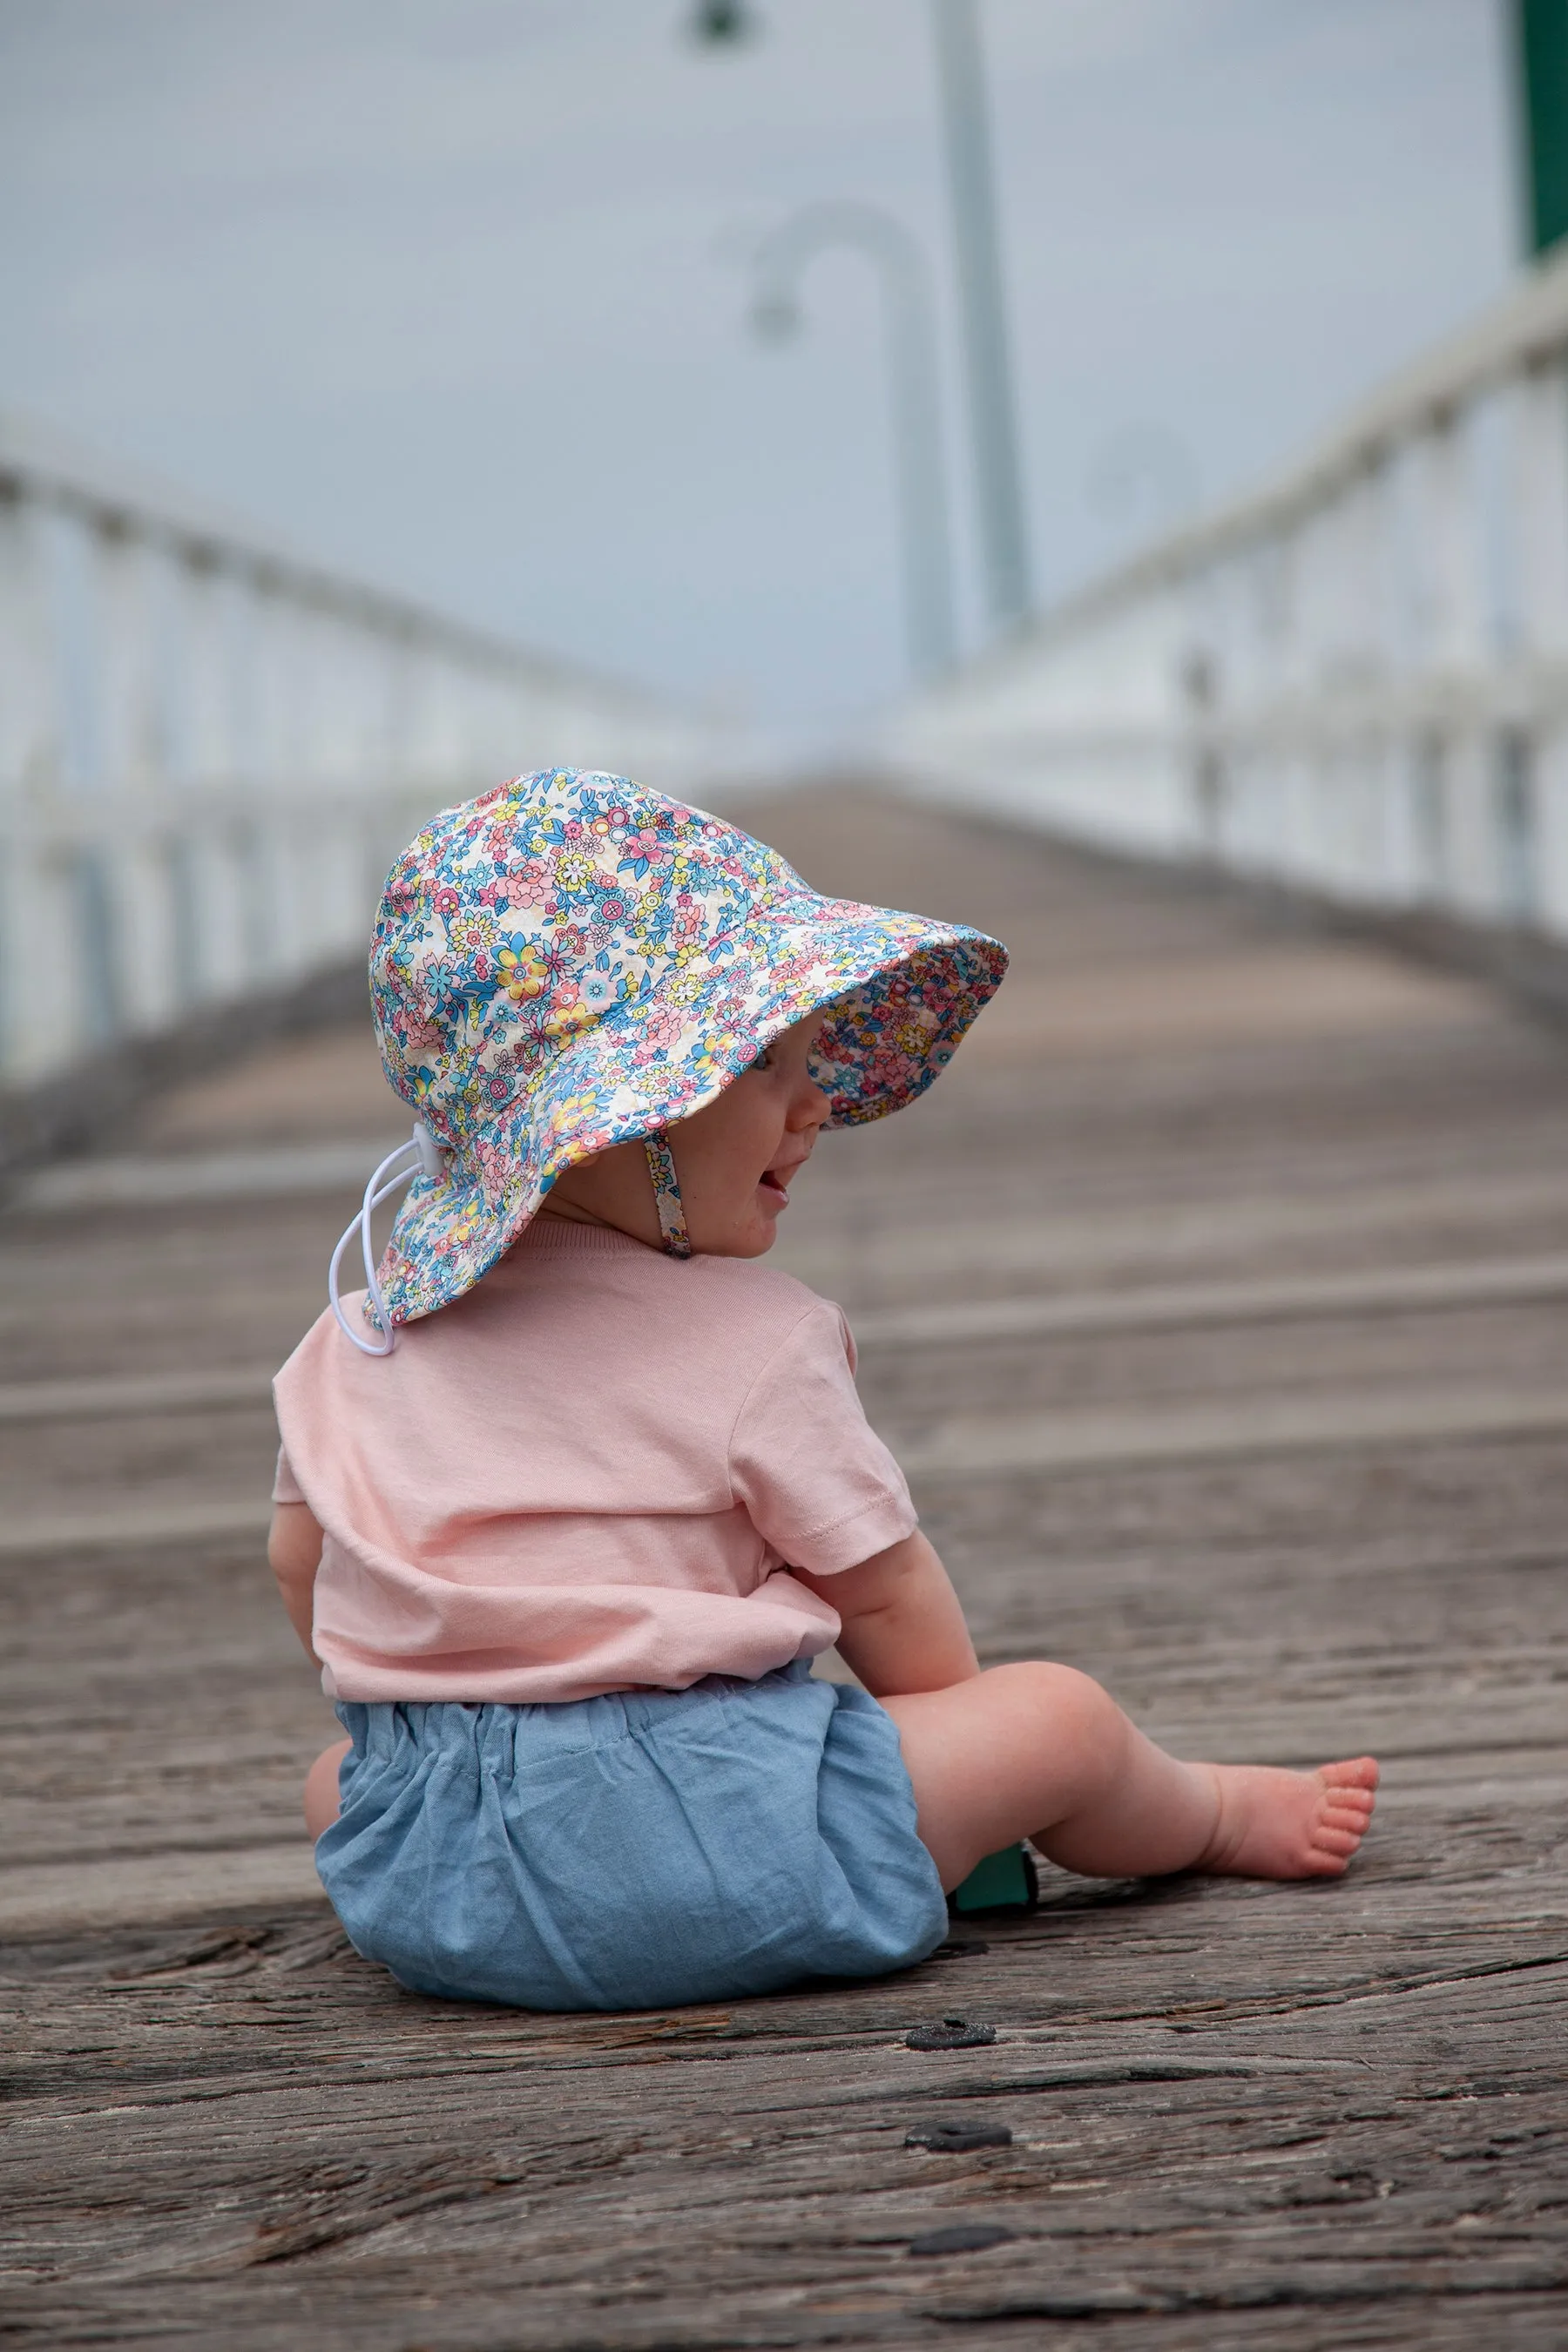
[272,1218,916,1704]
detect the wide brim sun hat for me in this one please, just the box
[350,769,1007,1333]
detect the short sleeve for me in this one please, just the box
[728,1301,916,1574]
[272,1444,306,1505]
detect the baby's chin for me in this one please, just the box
[691,1197,784,1258]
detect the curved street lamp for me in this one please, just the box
[748,201,956,679]
[692,1,1031,634]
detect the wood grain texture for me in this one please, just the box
[3,785,1565,2349]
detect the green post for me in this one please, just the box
[1514,0,1568,257]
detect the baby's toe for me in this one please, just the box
[1320,1756,1379,1794]
[1301,1847,1351,1876]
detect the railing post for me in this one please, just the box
[1409,411,1491,920]
[0,484,70,1079]
[1514,359,1568,928]
[94,516,184,1035]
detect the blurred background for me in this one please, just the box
[0,1,1516,735]
[0,0,1560,1125]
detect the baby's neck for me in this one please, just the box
[532,1202,660,1250]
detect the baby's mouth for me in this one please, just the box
[759,1168,788,1199]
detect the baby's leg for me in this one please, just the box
[304,1739,351,1840]
[881,1663,1376,1891]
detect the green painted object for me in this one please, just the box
[1514,1,1568,256]
[950,1843,1037,1915]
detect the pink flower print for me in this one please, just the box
[500,863,549,911]
[434,886,460,917]
[631,1004,685,1064]
[577,965,619,1013]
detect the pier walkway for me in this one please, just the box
[3,785,1566,2348]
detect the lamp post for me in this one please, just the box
[692,0,1031,638]
[749,201,957,679]
[930,0,1031,628]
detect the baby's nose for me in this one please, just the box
[790,1079,832,1130]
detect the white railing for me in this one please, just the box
[881,241,1568,943]
[0,410,728,1090]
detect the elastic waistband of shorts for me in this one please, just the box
[336,1659,815,1771]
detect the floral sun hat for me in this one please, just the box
[354,768,1007,1329]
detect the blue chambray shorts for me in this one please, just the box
[314,1661,949,2011]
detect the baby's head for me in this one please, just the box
[348,769,1005,1342]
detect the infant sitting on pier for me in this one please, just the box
[268,769,1377,2011]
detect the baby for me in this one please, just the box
[270,768,1377,2011]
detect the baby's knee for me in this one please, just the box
[984,1660,1127,1749]
[303,1737,351,1841]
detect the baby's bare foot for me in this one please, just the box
[1195,1756,1379,1880]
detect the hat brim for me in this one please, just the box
[375,893,1004,1323]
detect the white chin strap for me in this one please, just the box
[328,1119,448,1356]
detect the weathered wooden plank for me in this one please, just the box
[854,1250,1568,1345]
[0,1365,283,1424]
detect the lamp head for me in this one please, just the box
[689,1,759,43]
[749,293,801,343]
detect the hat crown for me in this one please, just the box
[372,770,803,1157]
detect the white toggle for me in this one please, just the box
[413,1118,448,1182]
[328,1121,450,1356]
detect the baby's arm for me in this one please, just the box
[796,1530,979,1699]
[268,1501,324,1663]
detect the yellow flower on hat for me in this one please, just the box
[497,947,551,1004]
[542,998,597,1043]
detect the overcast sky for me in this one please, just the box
[0,0,1519,748]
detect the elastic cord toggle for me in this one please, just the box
[328,1119,449,1355]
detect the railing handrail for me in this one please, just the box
[0,404,681,721]
[924,240,1568,692]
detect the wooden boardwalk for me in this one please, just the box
[3,785,1567,2349]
